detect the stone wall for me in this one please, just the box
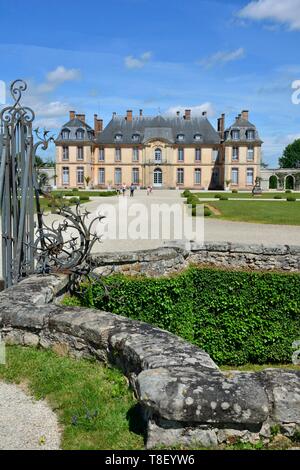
[0,274,299,448]
[91,242,300,277]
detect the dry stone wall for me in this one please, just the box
[0,273,299,448]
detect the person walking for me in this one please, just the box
[122,183,127,197]
[130,183,135,197]
[147,185,151,196]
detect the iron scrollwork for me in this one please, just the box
[0,79,104,288]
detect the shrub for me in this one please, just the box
[214,194,222,199]
[182,190,192,198]
[287,197,296,202]
[232,189,238,194]
[69,197,80,204]
[219,195,228,201]
[72,188,79,193]
[274,195,283,199]
[285,190,292,194]
[79,196,90,202]
[72,267,300,366]
[204,206,212,217]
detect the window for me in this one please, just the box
[177,168,184,185]
[212,168,219,184]
[61,129,70,140]
[98,168,105,185]
[194,134,202,141]
[247,130,255,140]
[212,148,219,162]
[232,130,240,141]
[132,168,139,184]
[115,168,122,185]
[115,133,123,142]
[132,134,139,142]
[247,146,254,161]
[247,168,254,185]
[77,147,84,160]
[232,147,239,161]
[99,148,105,161]
[178,148,184,162]
[87,131,94,140]
[62,146,69,160]
[195,148,201,162]
[77,166,84,185]
[155,148,162,163]
[177,134,185,141]
[133,148,139,162]
[76,129,85,140]
[115,147,122,162]
[194,168,201,185]
[231,168,239,185]
[62,167,69,185]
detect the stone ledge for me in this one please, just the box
[0,273,299,448]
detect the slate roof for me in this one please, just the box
[96,115,221,145]
[225,116,262,143]
[56,118,94,143]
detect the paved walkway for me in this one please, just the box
[39,189,300,251]
[0,382,61,450]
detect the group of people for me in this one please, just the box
[116,184,153,197]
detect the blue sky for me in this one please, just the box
[0,0,300,166]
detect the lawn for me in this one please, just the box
[195,192,300,199]
[0,346,144,450]
[208,200,300,225]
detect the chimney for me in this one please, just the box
[76,113,85,123]
[139,109,143,117]
[202,111,207,117]
[69,110,76,120]
[112,112,116,118]
[126,110,133,122]
[241,110,249,121]
[94,114,103,133]
[176,111,180,117]
[218,113,225,139]
[185,109,191,120]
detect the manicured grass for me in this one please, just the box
[209,200,300,225]
[195,192,300,199]
[0,346,144,450]
[52,190,117,198]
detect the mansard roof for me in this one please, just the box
[56,117,94,143]
[225,116,262,143]
[96,115,221,145]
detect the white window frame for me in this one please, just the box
[195,148,201,162]
[77,146,84,161]
[231,168,239,185]
[132,167,139,184]
[99,148,105,162]
[232,147,239,161]
[194,168,201,185]
[132,147,139,162]
[247,168,254,185]
[115,147,122,162]
[178,148,184,162]
[77,166,84,185]
[76,129,85,140]
[98,168,105,185]
[62,146,69,160]
[115,168,122,185]
[62,167,69,185]
[247,146,254,161]
[177,168,184,185]
[155,148,162,163]
[232,130,240,141]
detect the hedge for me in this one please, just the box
[67,267,300,366]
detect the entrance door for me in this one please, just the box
[153,168,163,187]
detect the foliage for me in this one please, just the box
[279,139,300,168]
[232,189,238,194]
[273,195,282,199]
[70,267,300,366]
[52,190,117,198]
[287,196,296,202]
[0,346,144,450]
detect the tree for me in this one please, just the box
[279,139,300,168]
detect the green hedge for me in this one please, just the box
[70,267,300,366]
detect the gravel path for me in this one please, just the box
[0,382,61,450]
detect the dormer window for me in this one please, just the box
[132,134,139,142]
[194,134,202,141]
[177,134,185,141]
[76,129,85,140]
[246,130,255,140]
[115,133,123,142]
[61,129,70,140]
[87,131,94,140]
[232,130,240,141]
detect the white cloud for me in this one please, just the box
[124,51,152,69]
[238,0,300,31]
[165,102,215,118]
[38,66,81,93]
[198,48,245,69]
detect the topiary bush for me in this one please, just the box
[69,197,80,204]
[72,267,300,366]
[232,189,238,194]
[287,197,296,202]
[204,206,212,217]
[219,195,228,201]
[182,190,192,198]
[274,195,283,199]
[214,194,222,199]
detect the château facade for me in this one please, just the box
[55,109,262,190]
